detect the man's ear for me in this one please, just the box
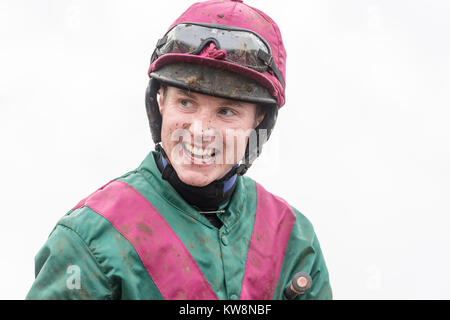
[157,88,164,113]
[255,111,265,128]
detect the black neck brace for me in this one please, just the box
[155,151,238,212]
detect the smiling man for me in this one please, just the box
[158,85,264,188]
[26,0,332,300]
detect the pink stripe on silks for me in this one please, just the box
[75,179,217,300]
[72,180,116,211]
[240,183,296,300]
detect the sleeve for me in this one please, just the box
[281,206,332,300]
[299,232,333,300]
[25,224,114,300]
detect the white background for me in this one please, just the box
[1,0,449,299]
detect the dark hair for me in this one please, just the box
[255,104,267,122]
[159,83,168,105]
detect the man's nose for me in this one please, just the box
[190,112,216,143]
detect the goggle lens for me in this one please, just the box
[153,23,284,89]
[157,23,269,69]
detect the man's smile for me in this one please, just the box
[181,141,219,165]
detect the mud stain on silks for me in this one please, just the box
[181,258,191,276]
[136,223,153,237]
[196,233,222,259]
[255,231,267,244]
[119,223,132,235]
[119,246,136,270]
[230,237,247,257]
[172,243,182,259]
[251,255,261,269]
[261,274,278,300]
[175,289,188,300]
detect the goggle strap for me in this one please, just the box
[257,49,285,89]
[156,36,168,48]
[258,49,272,66]
[151,37,167,63]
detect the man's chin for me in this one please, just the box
[176,170,215,187]
[169,156,233,187]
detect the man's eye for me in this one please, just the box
[180,99,191,107]
[218,108,236,116]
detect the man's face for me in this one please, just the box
[158,85,264,187]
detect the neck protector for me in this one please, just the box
[155,148,238,211]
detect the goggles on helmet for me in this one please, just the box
[151,22,285,89]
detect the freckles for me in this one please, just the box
[173,121,189,129]
[166,128,174,140]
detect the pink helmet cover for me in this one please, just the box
[149,0,287,107]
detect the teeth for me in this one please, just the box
[184,143,215,157]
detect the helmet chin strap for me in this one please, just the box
[154,143,241,212]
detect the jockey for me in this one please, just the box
[26,0,332,300]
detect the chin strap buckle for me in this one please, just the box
[235,164,249,176]
[155,143,170,161]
